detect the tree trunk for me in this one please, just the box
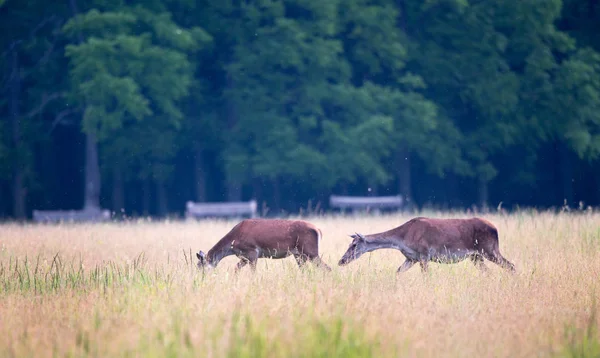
[397,148,413,211]
[252,177,265,216]
[10,50,26,219]
[193,143,206,202]
[447,174,460,209]
[141,179,151,217]
[595,160,600,206]
[83,133,101,210]
[367,180,378,196]
[397,0,408,32]
[156,181,168,217]
[340,182,348,195]
[272,177,281,214]
[557,142,573,206]
[112,168,124,214]
[0,181,5,218]
[478,177,489,212]
[226,181,242,202]
[224,73,243,202]
[252,177,263,202]
[69,0,102,212]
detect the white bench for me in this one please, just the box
[185,200,258,219]
[329,195,404,213]
[32,208,111,223]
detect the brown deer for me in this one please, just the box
[196,219,331,272]
[338,217,515,274]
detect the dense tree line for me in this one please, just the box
[1,0,599,219]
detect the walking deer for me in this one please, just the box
[338,217,515,274]
[196,219,331,272]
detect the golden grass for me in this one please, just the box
[1,211,599,357]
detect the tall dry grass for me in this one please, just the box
[0,211,599,357]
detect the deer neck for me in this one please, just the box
[206,241,234,267]
[364,234,404,252]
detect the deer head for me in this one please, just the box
[338,232,369,266]
[196,250,214,270]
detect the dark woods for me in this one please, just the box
[1,0,600,219]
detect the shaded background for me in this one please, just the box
[1,0,599,219]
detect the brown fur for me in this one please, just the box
[196,219,331,272]
[338,217,515,274]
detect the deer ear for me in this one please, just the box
[196,251,206,261]
[349,234,357,239]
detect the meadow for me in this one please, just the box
[0,211,599,357]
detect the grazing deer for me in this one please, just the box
[338,217,515,274]
[196,219,331,272]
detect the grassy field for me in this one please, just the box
[1,211,599,357]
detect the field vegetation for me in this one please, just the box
[1,211,599,357]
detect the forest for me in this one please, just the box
[1,0,600,219]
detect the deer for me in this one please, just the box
[196,219,331,272]
[338,217,515,274]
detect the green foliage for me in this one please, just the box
[2,0,600,215]
[504,0,600,165]
[319,114,393,186]
[406,0,524,183]
[557,298,600,358]
[63,2,211,182]
[0,0,69,205]
[341,0,407,79]
[560,0,600,53]
[553,48,600,160]
[223,0,352,187]
[63,6,201,138]
[340,0,467,180]
[224,312,380,358]
[318,83,399,185]
[222,0,468,191]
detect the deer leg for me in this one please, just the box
[244,250,259,272]
[248,259,258,271]
[294,254,308,268]
[295,243,331,271]
[396,259,416,274]
[309,256,332,272]
[295,253,331,271]
[470,254,489,272]
[235,259,248,273]
[419,261,429,273]
[481,246,516,273]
